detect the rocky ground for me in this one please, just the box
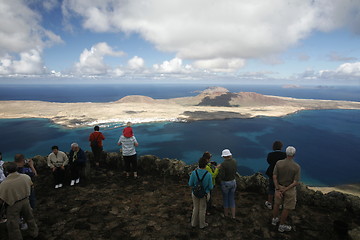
[0,154,359,239]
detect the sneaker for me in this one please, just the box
[75,178,80,184]
[278,224,292,232]
[271,217,279,226]
[200,223,209,229]
[70,180,75,186]
[20,222,28,230]
[265,201,272,209]
[58,183,63,188]
[0,218,7,224]
[54,184,59,189]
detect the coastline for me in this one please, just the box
[309,184,360,197]
[1,88,360,128]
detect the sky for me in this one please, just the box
[0,0,360,85]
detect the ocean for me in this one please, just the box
[0,84,359,186]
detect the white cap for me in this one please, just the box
[221,149,232,157]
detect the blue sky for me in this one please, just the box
[1,0,360,85]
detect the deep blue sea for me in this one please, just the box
[0,84,359,186]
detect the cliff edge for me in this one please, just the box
[0,153,359,240]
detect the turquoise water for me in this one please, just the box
[1,109,359,186]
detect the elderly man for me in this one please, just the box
[0,162,38,240]
[48,146,69,189]
[69,143,87,186]
[271,146,301,233]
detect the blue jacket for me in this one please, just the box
[188,168,214,194]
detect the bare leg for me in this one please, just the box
[280,209,290,224]
[224,208,229,217]
[267,194,274,204]
[273,203,280,218]
[231,207,236,218]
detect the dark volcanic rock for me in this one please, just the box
[0,154,359,240]
[197,93,238,107]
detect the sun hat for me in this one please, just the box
[221,149,232,157]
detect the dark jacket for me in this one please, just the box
[265,151,287,177]
[69,148,87,165]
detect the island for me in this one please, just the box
[1,86,360,128]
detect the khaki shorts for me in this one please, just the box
[275,186,297,210]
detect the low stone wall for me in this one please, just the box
[28,152,360,218]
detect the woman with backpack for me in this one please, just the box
[188,157,213,229]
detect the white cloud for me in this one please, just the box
[0,0,63,75]
[193,58,245,72]
[295,62,360,81]
[128,56,145,69]
[153,58,192,73]
[0,49,45,75]
[62,0,360,72]
[335,62,360,77]
[111,68,125,77]
[74,42,125,75]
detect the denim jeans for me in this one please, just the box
[221,180,236,208]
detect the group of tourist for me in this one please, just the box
[188,141,301,233]
[0,120,301,239]
[0,122,138,239]
[46,122,138,189]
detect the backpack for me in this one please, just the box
[192,170,208,198]
[91,134,100,148]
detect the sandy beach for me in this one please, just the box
[309,184,360,197]
[1,88,360,128]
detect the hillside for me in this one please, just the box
[1,87,360,128]
[1,154,359,240]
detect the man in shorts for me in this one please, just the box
[271,146,301,233]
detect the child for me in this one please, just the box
[122,122,134,138]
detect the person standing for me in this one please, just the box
[69,143,87,186]
[0,162,38,240]
[0,152,6,224]
[202,151,220,213]
[89,126,105,167]
[271,146,301,233]
[14,154,37,209]
[219,149,237,219]
[188,157,213,229]
[265,141,287,209]
[0,152,5,183]
[47,146,69,189]
[117,122,139,178]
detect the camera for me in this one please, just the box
[25,159,30,164]
[210,161,217,166]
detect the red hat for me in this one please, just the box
[123,127,133,138]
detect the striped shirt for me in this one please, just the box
[118,135,138,156]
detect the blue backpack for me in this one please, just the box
[192,170,208,198]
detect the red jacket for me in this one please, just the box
[89,131,105,147]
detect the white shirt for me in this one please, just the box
[118,135,138,156]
